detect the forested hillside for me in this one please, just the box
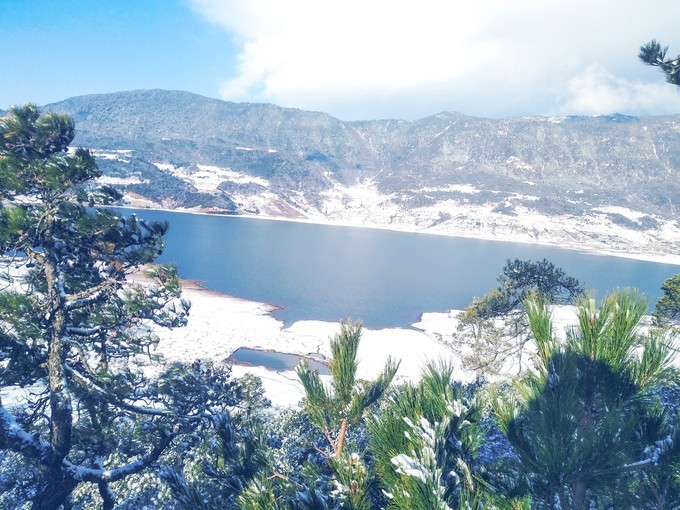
[45,89,680,258]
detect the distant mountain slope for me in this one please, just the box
[44,89,680,258]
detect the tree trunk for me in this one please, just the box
[39,246,75,508]
[99,481,116,510]
[572,481,586,510]
[336,418,348,458]
[31,475,77,510]
[44,253,72,464]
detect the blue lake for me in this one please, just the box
[229,348,331,375]
[126,209,679,329]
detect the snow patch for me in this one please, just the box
[152,163,175,172]
[595,205,647,221]
[294,181,680,262]
[87,149,134,163]
[319,179,395,218]
[506,156,534,172]
[153,282,461,408]
[196,164,269,188]
[416,184,481,194]
[150,162,270,194]
[97,176,146,186]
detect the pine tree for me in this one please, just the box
[237,321,398,509]
[160,372,272,510]
[296,321,399,461]
[368,362,492,509]
[495,291,680,508]
[639,40,680,85]
[456,259,584,376]
[654,274,680,328]
[0,104,210,508]
[295,321,399,509]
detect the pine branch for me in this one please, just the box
[67,431,176,483]
[63,363,208,419]
[0,401,48,459]
[64,280,117,310]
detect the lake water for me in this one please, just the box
[126,209,679,329]
[229,348,331,375]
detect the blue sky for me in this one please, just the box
[3,0,680,120]
[1,1,239,107]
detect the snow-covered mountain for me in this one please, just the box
[45,89,680,259]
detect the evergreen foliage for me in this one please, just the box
[639,40,680,85]
[654,274,680,327]
[0,104,220,509]
[3,101,679,509]
[294,321,398,509]
[235,321,399,509]
[495,291,680,508]
[296,321,399,460]
[369,361,497,509]
[456,259,584,376]
[478,259,584,316]
[159,372,272,509]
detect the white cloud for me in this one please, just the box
[559,64,680,116]
[189,0,680,120]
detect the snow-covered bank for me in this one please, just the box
[116,203,680,267]
[156,281,463,408]
[156,282,626,408]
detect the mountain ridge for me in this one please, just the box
[35,89,680,259]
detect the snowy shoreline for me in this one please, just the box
[127,203,678,407]
[156,280,591,408]
[156,279,465,408]
[116,204,680,266]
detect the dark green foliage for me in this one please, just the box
[654,274,680,327]
[495,292,680,508]
[235,322,399,510]
[632,410,680,509]
[529,196,590,217]
[457,259,585,376]
[459,258,585,334]
[0,104,225,509]
[492,202,517,216]
[295,321,398,509]
[369,362,504,509]
[640,40,680,85]
[160,373,272,509]
[607,212,660,231]
[483,258,585,317]
[296,321,399,458]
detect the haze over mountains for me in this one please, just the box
[43,89,680,258]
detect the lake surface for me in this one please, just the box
[229,348,331,375]
[126,209,679,328]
